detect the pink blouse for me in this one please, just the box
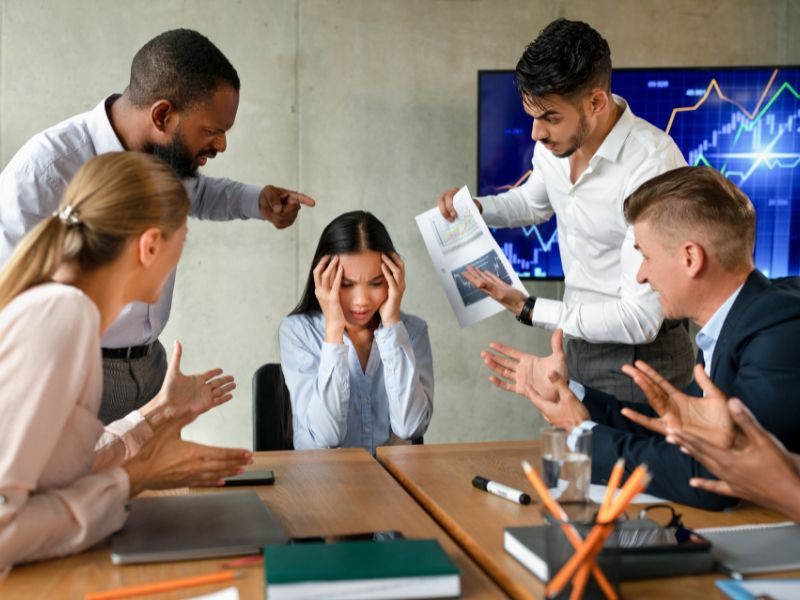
[0,283,153,575]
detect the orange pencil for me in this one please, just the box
[521,461,617,600]
[599,458,625,520]
[547,466,651,598]
[570,459,625,600]
[86,569,240,600]
[572,470,653,597]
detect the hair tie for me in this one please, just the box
[52,205,81,226]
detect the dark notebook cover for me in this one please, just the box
[264,538,459,583]
[505,524,715,581]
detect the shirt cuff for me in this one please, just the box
[569,380,586,401]
[567,421,598,451]
[374,320,408,345]
[531,297,562,330]
[476,195,502,226]
[242,184,263,219]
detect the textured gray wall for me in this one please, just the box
[1,1,797,448]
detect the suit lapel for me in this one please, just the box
[709,270,770,378]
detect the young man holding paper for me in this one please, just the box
[482,167,800,510]
[437,18,693,403]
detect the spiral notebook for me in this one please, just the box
[696,522,800,575]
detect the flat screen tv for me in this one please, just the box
[478,66,800,279]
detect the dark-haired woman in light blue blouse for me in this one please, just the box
[279,211,433,454]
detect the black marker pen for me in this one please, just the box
[472,475,531,505]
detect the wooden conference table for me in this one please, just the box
[0,449,504,600]
[378,440,797,600]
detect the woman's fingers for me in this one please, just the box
[312,255,331,288]
[320,256,339,290]
[331,263,344,294]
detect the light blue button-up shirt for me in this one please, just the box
[279,311,434,455]
[695,284,744,376]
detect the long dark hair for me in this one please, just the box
[290,211,397,315]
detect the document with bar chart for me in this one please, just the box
[416,186,527,327]
[479,67,800,279]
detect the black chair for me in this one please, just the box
[252,362,423,449]
[252,363,294,451]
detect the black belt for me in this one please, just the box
[102,343,155,360]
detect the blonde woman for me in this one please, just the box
[0,152,252,575]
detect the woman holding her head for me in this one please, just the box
[280,211,433,454]
[0,152,251,575]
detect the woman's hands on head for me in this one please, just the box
[314,255,346,343]
[379,253,405,327]
[123,413,253,497]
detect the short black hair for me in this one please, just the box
[126,29,240,110]
[515,18,612,105]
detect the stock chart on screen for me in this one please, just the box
[478,67,800,279]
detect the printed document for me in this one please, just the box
[416,186,527,327]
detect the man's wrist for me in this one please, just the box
[515,296,537,326]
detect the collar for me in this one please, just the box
[85,95,126,155]
[695,283,745,358]
[591,94,635,165]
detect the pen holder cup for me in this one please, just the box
[544,513,622,600]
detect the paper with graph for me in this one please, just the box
[416,186,527,327]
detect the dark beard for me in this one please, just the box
[551,113,590,159]
[145,133,197,179]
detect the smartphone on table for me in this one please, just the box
[222,470,275,486]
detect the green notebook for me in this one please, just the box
[264,538,461,599]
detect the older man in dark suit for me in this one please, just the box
[482,166,800,510]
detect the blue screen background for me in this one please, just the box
[478,67,800,279]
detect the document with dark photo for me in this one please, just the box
[416,186,526,326]
[452,251,513,307]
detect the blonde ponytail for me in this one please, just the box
[0,152,189,311]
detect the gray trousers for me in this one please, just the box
[99,340,168,424]
[566,321,695,404]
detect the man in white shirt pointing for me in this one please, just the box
[437,18,693,402]
[0,29,315,423]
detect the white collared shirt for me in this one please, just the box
[480,96,687,345]
[0,96,263,347]
[696,284,744,377]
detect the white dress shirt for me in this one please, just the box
[280,312,434,455]
[0,284,154,575]
[479,96,687,345]
[0,96,263,348]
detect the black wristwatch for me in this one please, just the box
[515,296,536,326]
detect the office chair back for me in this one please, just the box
[252,362,423,449]
[252,363,294,451]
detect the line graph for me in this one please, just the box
[479,67,800,279]
[664,69,779,134]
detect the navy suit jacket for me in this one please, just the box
[584,270,800,510]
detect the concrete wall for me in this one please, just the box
[1,0,796,449]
